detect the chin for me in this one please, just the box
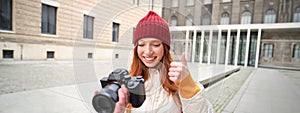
[144,62,160,68]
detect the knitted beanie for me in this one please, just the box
[134,11,170,46]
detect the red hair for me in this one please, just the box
[130,44,178,95]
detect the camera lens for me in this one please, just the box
[92,83,120,113]
[92,94,115,113]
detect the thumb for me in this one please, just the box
[181,53,187,66]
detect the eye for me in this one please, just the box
[138,43,145,47]
[153,43,161,47]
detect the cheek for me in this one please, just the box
[137,48,143,58]
[156,47,164,60]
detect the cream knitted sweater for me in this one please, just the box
[129,69,213,113]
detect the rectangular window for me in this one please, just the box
[88,53,93,59]
[42,4,57,35]
[3,50,13,58]
[112,22,119,42]
[293,44,300,58]
[83,15,94,39]
[47,51,55,58]
[0,0,12,31]
[133,0,139,6]
[263,44,273,58]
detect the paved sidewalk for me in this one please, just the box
[0,61,239,113]
[223,68,300,113]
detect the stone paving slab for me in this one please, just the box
[222,68,300,113]
[0,60,240,113]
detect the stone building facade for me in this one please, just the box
[162,0,300,68]
[0,0,161,61]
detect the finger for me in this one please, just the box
[170,62,181,67]
[114,102,125,113]
[168,71,180,77]
[121,85,129,105]
[94,90,99,96]
[117,88,126,106]
[181,53,187,66]
[169,67,183,72]
[169,76,178,82]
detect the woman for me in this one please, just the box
[114,11,213,113]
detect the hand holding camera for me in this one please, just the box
[92,68,146,113]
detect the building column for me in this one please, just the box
[216,29,222,64]
[192,30,197,63]
[244,28,251,67]
[234,29,241,66]
[208,30,213,64]
[185,30,189,61]
[255,28,262,68]
[225,29,231,66]
[199,30,205,64]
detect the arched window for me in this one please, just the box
[241,11,252,24]
[171,16,177,26]
[171,0,179,7]
[220,12,230,25]
[264,9,277,23]
[293,7,300,22]
[186,15,193,26]
[202,14,211,25]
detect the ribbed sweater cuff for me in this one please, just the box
[177,72,201,98]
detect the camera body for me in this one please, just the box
[92,68,146,113]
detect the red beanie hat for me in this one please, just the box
[134,11,170,46]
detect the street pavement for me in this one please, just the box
[222,68,300,113]
[0,60,299,113]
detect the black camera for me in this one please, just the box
[92,68,146,113]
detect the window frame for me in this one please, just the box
[263,43,274,58]
[292,44,300,58]
[88,53,93,59]
[0,0,13,31]
[46,51,55,59]
[3,50,14,58]
[41,4,57,35]
[202,14,211,25]
[112,22,120,42]
[83,14,94,39]
[220,12,230,25]
[171,16,177,26]
[264,9,277,24]
[241,11,252,24]
[293,7,300,22]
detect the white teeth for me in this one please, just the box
[145,57,154,61]
[144,56,155,61]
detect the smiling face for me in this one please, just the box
[137,38,164,68]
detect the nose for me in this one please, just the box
[144,45,153,55]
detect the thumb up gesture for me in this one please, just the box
[168,53,189,83]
